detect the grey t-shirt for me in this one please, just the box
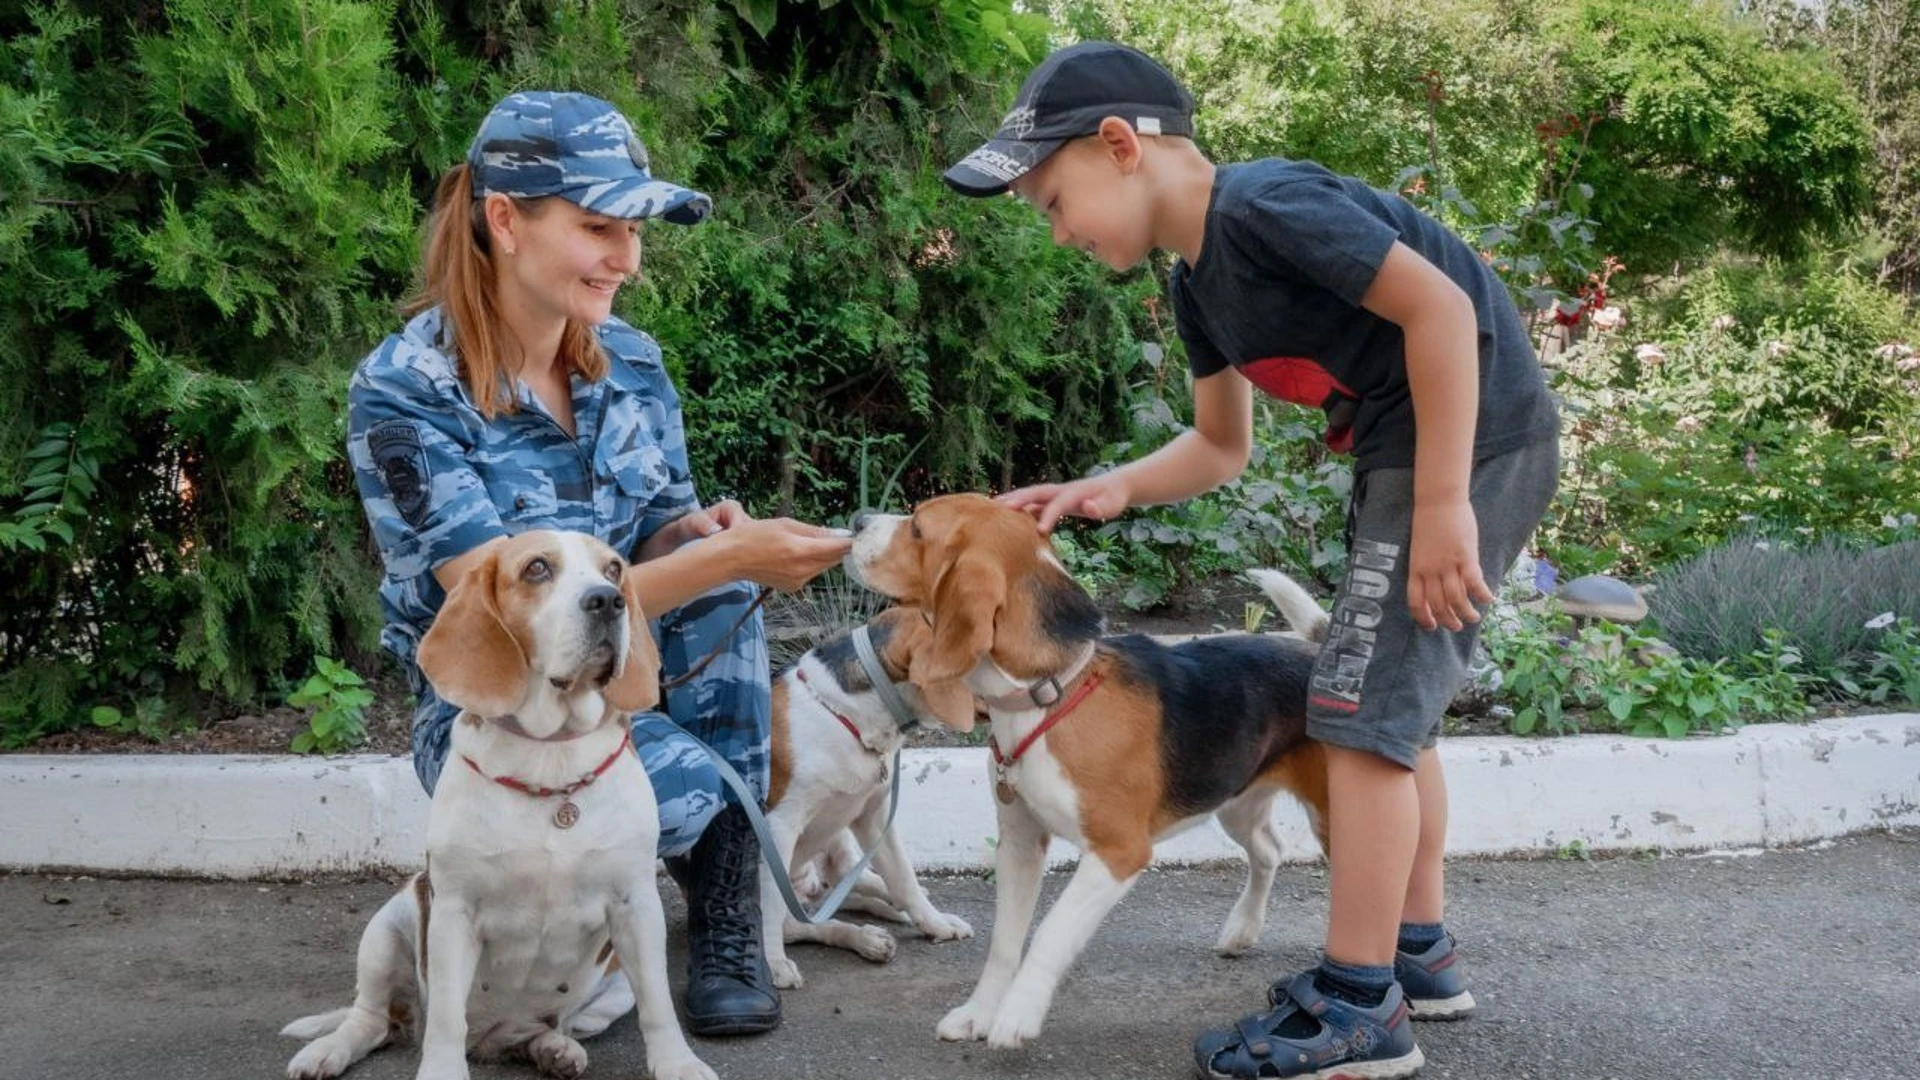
[1169,159,1558,471]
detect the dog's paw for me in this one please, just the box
[985,1005,1043,1050]
[287,1038,356,1080]
[769,955,805,989]
[648,1053,718,1080]
[413,1057,471,1080]
[1214,922,1260,957]
[935,1000,995,1042]
[917,911,973,942]
[528,1031,587,1080]
[851,924,897,963]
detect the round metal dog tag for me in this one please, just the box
[553,800,581,829]
[995,780,1015,805]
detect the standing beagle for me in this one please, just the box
[282,531,713,1080]
[846,494,1332,1049]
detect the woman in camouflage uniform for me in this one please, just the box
[347,92,850,1036]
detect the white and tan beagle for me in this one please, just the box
[846,494,1332,1049]
[282,531,713,1080]
[758,606,977,989]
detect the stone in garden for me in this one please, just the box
[1556,574,1648,623]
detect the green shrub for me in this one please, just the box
[0,0,1144,743]
[1647,537,1920,689]
[1058,370,1351,610]
[1544,297,1920,575]
[1485,606,1812,737]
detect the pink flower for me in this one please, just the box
[1634,343,1666,365]
[1589,305,1624,332]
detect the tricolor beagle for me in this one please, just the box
[759,606,977,989]
[846,494,1332,1049]
[282,531,713,1080]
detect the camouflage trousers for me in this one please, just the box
[407,579,771,859]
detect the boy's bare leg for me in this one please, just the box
[1403,747,1448,924]
[1323,745,1420,966]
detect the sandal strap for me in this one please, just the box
[1275,971,1332,1019]
[1222,975,1331,1067]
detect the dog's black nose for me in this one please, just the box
[852,512,874,533]
[579,585,625,620]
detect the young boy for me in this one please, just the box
[945,42,1559,1079]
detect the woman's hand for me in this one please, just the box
[719,516,853,592]
[996,472,1131,534]
[1407,499,1494,632]
[637,499,752,561]
[674,498,750,541]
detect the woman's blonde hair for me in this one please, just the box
[404,163,609,418]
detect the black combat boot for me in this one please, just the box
[678,803,781,1035]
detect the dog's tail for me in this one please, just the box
[1247,568,1329,644]
[280,1007,351,1040]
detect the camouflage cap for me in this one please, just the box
[467,91,712,225]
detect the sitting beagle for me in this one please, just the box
[845,495,1332,1050]
[283,531,713,1080]
[760,605,977,989]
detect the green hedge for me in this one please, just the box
[0,0,1157,742]
[0,0,1892,743]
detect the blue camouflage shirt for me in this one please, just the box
[347,306,698,677]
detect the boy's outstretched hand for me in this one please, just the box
[996,473,1131,534]
[1407,500,1495,632]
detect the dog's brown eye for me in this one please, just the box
[524,558,551,583]
[604,559,622,584]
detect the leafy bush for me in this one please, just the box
[2,0,404,742]
[0,0,1149,743]
[1544,300,1920,575]
[1069,0,1870,286]
[1056,350,1351,610]
[1485,606,1813,737]
[0,0,1904,743]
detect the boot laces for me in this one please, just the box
[691,825,762,981]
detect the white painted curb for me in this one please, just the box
[3,715,1916,878]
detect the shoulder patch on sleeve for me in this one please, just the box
[367,420,431,531]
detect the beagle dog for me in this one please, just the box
[282,531,713,1080]
[760,606,977,989]
[845,494,1332,1049]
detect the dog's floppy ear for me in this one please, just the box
[418,542,527,717]
[601,570,661,714]
[914,676,980,734]
[880,606,979,733]
[909,551,1004,688]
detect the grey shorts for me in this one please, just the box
[1306,437,1560,769]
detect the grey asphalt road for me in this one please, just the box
[6,831,1917,1080]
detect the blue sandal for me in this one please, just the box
[1193,972,1424,1079]
[1393,934,1476,1020]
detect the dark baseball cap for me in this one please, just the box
[466,91,712,225]
[943,41,1194,197]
